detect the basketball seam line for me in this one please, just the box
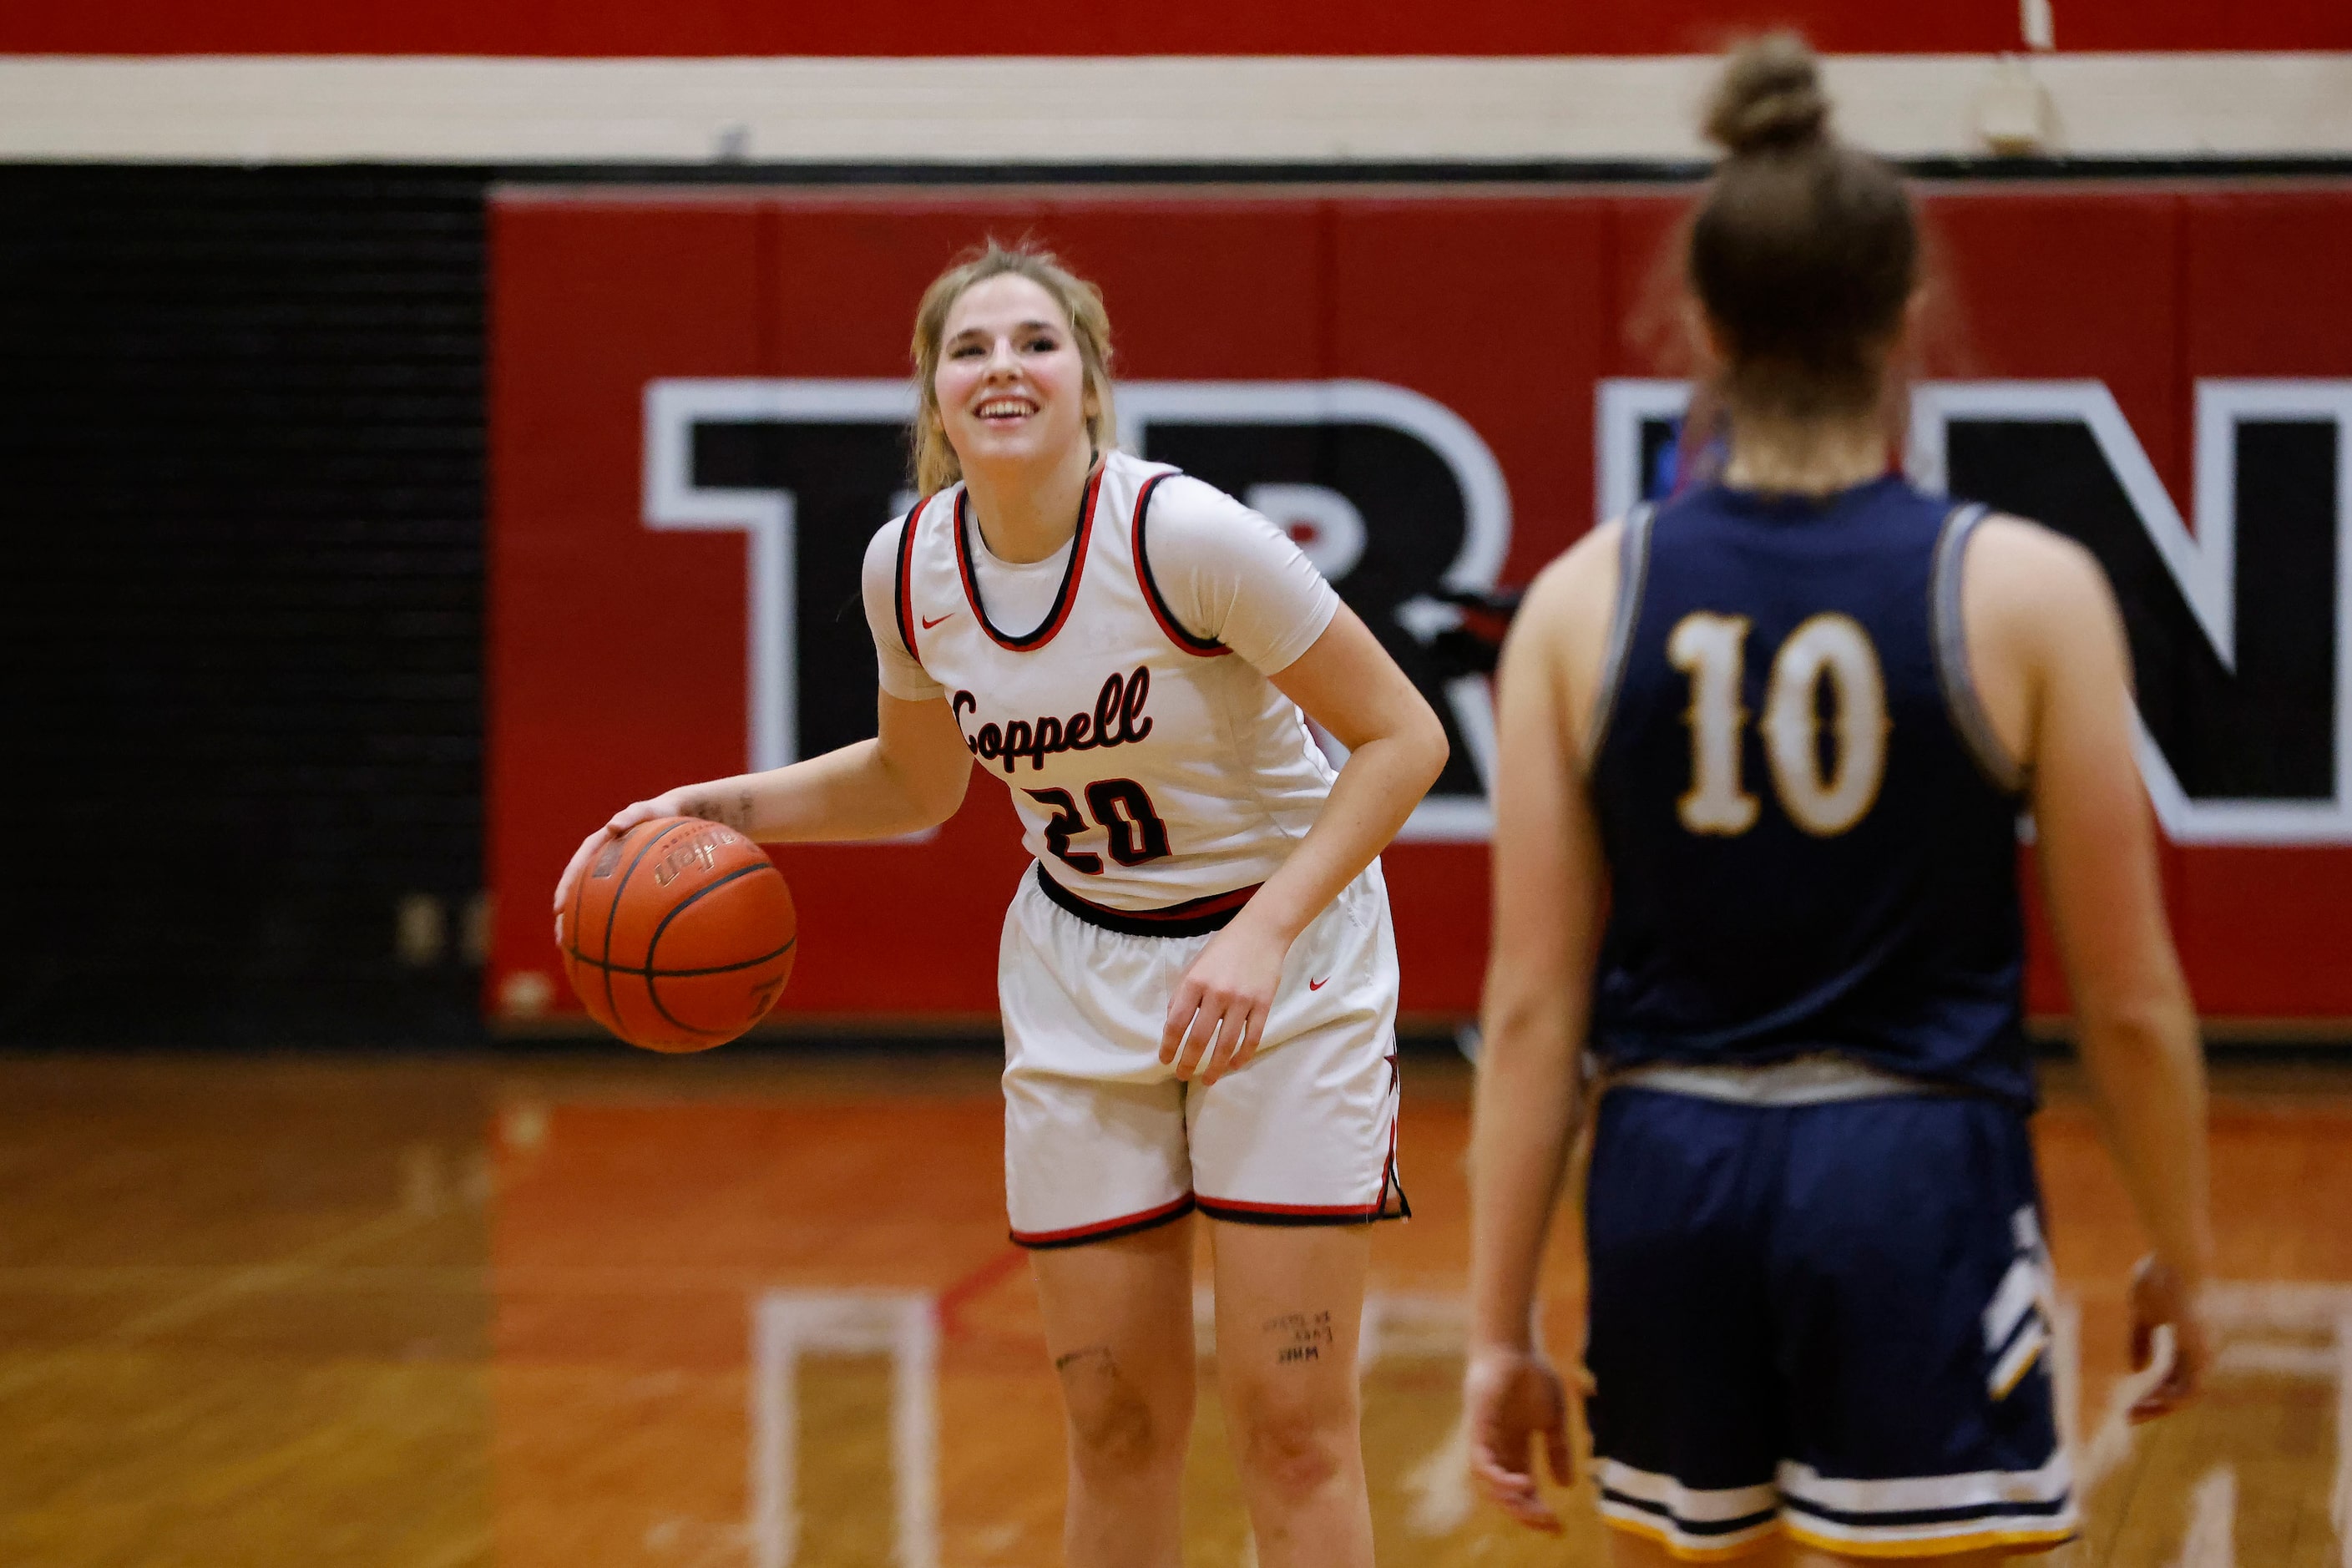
[599,819,697,1029]
[563,935,797,979]
[642,860,786,1036]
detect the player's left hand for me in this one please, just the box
[1161,920,1287,1085]
[1464,1344,1579,1533]
[2126,1253,2208,1421]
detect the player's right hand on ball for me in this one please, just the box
[552,794,682,947]
[1464,1344,1578,1535]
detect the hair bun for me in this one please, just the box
[1703,33,1830,155]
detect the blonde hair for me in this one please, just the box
[908,240,1118,497]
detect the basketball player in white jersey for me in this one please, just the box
[554,241,1448,1567]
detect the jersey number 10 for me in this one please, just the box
[1667,611,1889,838]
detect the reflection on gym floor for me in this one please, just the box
[1,1050,2345,1566]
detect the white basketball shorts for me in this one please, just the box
[999,860,1408,1247]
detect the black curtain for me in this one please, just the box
[0,166,488,1044]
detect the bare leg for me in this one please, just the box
[1208,1220,1374,1568]
[1029,1215,1198,1568]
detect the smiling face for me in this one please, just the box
[931,273,1097,480]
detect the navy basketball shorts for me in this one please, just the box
[1583,1087,2076,1559]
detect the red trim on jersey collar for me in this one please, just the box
[1130,471,1231,658]
[893,493,927,662]
[953,466,1102,652]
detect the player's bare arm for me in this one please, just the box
[551,688,973,941]
[1967,514,2215,1418]
[1160,604,1447,1085]
[1462,527,1617,1532]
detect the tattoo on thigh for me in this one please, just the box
[1262,1310,1334,1366]
[1054,1344,1115,1375]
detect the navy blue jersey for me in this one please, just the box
[1586,475,2031,1105]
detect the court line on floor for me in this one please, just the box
[1404,1408,1475,1537]
[0,1262,900,1293]
[0,1263,484,1292]
[751,1289,939,1568]
[935,1247,1027,1341]
[0,1203,442,1402]
[725,1281,2352,1562]
[2174,1465,2238,1568]
[0,1262,1000,1296]
[406,1522,494,1568]
[2325,1302,2352,1568]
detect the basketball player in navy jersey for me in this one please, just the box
[556,243,1447,1567]
[1465,37,2213,1563]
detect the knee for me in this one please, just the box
[1232,1398,1352,1502]
[1057,1349,1185,1478]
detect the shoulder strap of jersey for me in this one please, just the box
[1585,502,1657,766]
[892,493,928,662]
[1129,468,1230,658]
[1930,502,2026,793]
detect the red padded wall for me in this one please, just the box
[488,185,2352,1029]
[0,2,2020,57]
[10,0,2349,55]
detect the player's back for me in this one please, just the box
[1586,474,2031,1104]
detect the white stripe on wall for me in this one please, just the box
[0,53,2347,164]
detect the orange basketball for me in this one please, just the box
[560,817,797,1052]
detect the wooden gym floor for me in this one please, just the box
[0,1048,2345,1567]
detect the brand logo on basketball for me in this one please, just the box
[953,666,1156,776]
[651,825,745,887]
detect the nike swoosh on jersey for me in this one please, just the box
[921,611,956,629]
[1308,976,1329,991]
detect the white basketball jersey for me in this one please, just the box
[888,451,1338,914]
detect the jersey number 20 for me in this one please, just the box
[1024,780,1173,874]
[1666,611,1889,838]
